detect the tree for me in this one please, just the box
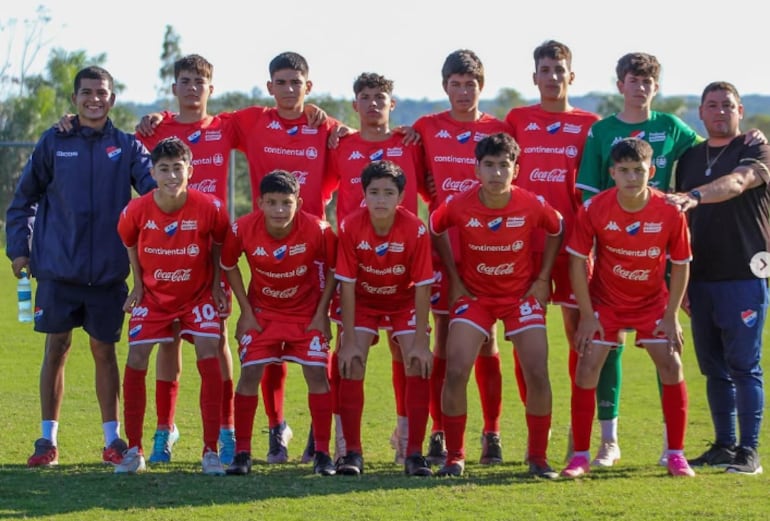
[486,87,527,119]
[156,25,182,110]
[0,5,53,100]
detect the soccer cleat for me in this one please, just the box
[667,453,696,477]
[335,451,364,476]
[561,455,590,478]
[27,438,58,468]
[148,426,180,463]
[202,450,225,476]
[266,421,293,464]
[389,427,407,465]
[301,425,315,464]
[658,451,668,467]
[436,460,465,477]
[313,451,336,476]
[114,446,146,474]
[218,428,235,466]
[426,431,447,466]
[404,453,433,477]
[726,446,763,475]
[687,442,737,467]
[591,441,621,467]
[528,459,559,480]
[479,432,503,465]
[225,451,253,476]
[102,438,128,465]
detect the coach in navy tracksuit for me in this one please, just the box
[5,66,155,468]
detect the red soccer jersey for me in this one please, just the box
[327,132,428,223]
[137,114,238,203]
[335,207,434,313]
[228,107,339,219]
[220,209,337,322]
[506,104,600,252]
[566,188,692,313]
[118,190,230,310]
[430,185,563,299]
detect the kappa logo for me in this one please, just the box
[267,121,282,130]
[252,247,268,256]
[525,122,540,131]
[348,151,365,160]
[435,129,452,139]
[741,309,758,327]
[605,221,621,231]
[466,217,482,228]
[164,222,178,236]
[143,220,159,230]
[357,240,372,250]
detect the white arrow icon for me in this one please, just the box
[750,251,770,278]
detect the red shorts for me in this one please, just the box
[237,319,329,368]
[449,294,546,340]
[329,293,412,332]
[593,302,668,347]
[127,294,221,346]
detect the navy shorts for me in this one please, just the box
[34,279,128,343]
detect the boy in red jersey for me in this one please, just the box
[219,170,337,477]
[430,132,563,479]
[561,137,694,478]
[334,160,434,477]
[413,50,514,465]
[115,137,231,475]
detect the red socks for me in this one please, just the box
[405,376,430,455]
[475,353,502,433]
[233,392,258,453]
[261,362,287,428]
[123,366,147,451]
[197,358,223,453]
[338,378,364,453]
[662,381,688,451]
[309,391,333,455]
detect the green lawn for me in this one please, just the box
[0,254,767,520]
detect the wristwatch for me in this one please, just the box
[688,190,702,203]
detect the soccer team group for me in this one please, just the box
[6,40,768,480]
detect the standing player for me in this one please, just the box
[562,137,694,478]
[114,137,231,475]
[334,160,434,477]
[430,133,563,478]
[413,49,513,465]
[220,170,337,477]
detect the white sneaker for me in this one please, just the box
[114,446,146,474]
[591,441,621,467]
[202,450,225,476]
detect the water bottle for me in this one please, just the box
[17,271,33,323]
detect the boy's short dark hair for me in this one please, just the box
[353,72,394,96]
[74,66,114,94]
[441,49,484,88]
[269,52,309,78]
[260,170,300,196]
[174,54,213,81]
[610,137,653,164]
[615,52,661,82]
[533,40,572,69]
[361,160,406,193]
[700,81,741,104]
[151,137,192,164]
[474,132,520,163]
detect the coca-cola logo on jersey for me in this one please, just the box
[612,265,651,281]
[529,168,567,183]
[262,285,299,299]
[476,262,515,276]
[153,269,192,282]
[189,179,217,193]
[441,178,478,192]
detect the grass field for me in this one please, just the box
[0,254,768,520]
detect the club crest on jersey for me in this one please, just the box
[487,217,503,231]
[430,291,441,304]
[546,122,561,134]
[106,146,122,161]
[375,243,389,256]
[370,149,384,161]
[741,309,758,327]
[128,325,142,339]
[164,222,178,236]
[273,245,288,260]
[187,130,202,144]
[456,131,472,144]
[287,126,299,135]
[454,303,470,315]
[625,222,640,236]
[630,130,646,140]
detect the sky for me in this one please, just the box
[2,0,768,105]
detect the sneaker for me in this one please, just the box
[404,453,433,477]
[560,455,590,479]
[436,460,465,477]
[301,425,315,464]
[426,431,447,466]
[149,426,180,463]
[528,459,559,480]
[202,450,225,476]
[591,441,621,467]
[336,451,364,476]
[389,427,407,465]
[726,446,763,475]
[114,446,146,474]
[266,421,293,464]
[688,442,737,467]
[667,453,696,477]
[225,451,253,476]
[479,432,503,465]
[313,451,336,476]
[27,438,58,468]
[102,438,128,465]
[218,428,235,466]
